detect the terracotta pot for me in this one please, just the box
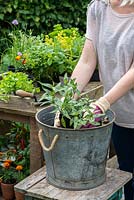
[15,190,25,200]
[1,182,15,200]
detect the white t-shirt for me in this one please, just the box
[85,0,134,128]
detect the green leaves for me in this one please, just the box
[1,23,84,83]
[39,74,102,130]
[0,0,90,62]
[0,71,40,102]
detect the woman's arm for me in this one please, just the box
[104,66,134,105]
[94,66,134,112]
[71,38,97,93]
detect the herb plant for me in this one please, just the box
[39,74,105,129]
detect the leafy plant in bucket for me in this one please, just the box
[39,74,106,129]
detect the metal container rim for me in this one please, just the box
[35,105,115,131]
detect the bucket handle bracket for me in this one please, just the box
[38,129,59,152]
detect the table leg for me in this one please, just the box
[29,117,44,173]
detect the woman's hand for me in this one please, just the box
[91,97,110,113]
[82,97,110,128]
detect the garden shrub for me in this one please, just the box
[0,0,90,56]
[1,24,85,83]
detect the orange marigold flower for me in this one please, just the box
[3,162,10,169]
[16,55,21,60]
[16,165,23,171]
[4,159,12,164]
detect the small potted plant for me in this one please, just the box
[35,74,115,190]
[0,122,30,200]
[0,151,25,200]
[0,147,30,199]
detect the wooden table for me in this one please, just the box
[14,166,132,200]
[0,95,44,173]
[0,82,103,174]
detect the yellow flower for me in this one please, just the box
[45,35,54,45]
[16,165,23,171]
[16,55,21,60]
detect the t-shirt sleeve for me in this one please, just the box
[85,1,96,47]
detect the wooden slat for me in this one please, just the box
[23,167,131,200]
[0,95,36,116]
[14,166,46,193]
[0,111,30,123]
[25,180,56,200]
[107,155,119,169]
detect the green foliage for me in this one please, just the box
[1,24,85,83]
[1,29,46,77]
[0,71,40,102]
[0,122,30,184]
[39,74,104,129]
[0,147,30,184]
[0,0,89,55]
[44,24,85,77]
[0,165,17,184]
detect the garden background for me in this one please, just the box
[0,0,90,61]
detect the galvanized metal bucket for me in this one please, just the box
[36,106,115,190]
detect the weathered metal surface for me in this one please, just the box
[36,106,115,190]
[15,166,132,200]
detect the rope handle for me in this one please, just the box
[38,129,59,152]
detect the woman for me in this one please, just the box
[70,0,134,199]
